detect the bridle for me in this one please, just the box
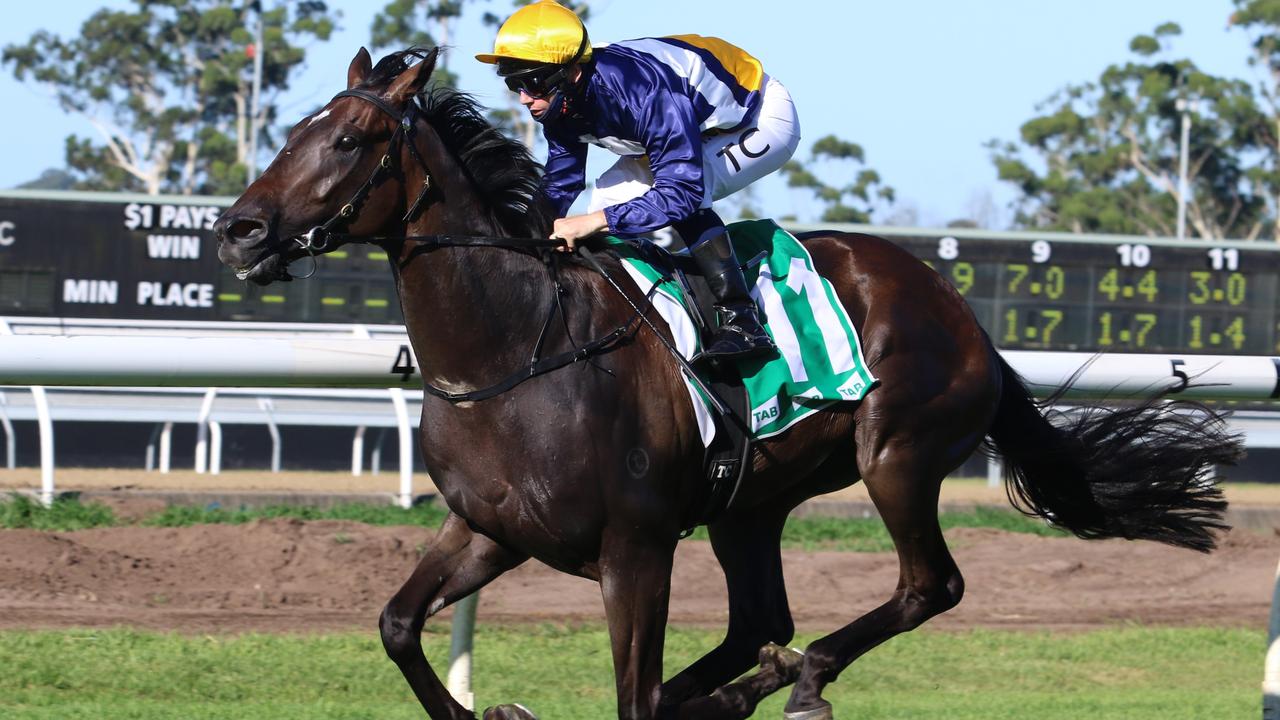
[290,88,436,260]
[287,87,570,274]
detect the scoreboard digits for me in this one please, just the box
[898,231,1280,354]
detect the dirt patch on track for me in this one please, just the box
[0,520,1274,633]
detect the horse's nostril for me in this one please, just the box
[227,218,268,244]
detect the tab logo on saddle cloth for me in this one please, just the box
[611,219,879,444]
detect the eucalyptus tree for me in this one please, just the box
[3,0,337,195]
[1230,0,1280,241]
[989,23,1265,239]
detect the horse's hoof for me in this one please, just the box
[783,700,833,720]
[483,703,539,720]
[758,642,805,683]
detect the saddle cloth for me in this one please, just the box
[606,219,879,446]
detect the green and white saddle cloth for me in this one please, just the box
[607,219,879,446]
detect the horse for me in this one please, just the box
[214,47,1241,720]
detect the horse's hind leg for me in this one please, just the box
[658,503,796,719]
[784,450,964,719]
[381,512,527,720]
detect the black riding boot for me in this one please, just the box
[689,229,776,361]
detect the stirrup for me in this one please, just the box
[700,302,774,359]
[700,321,776,361]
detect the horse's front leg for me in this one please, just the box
[599,533,678,720]
[381,512,527,720]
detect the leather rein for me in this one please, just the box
[283,87,646,404]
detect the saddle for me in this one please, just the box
[623,239,755,532]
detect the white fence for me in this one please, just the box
[8,325,1280,498]
[1,318,425,507]
[8,324,1280,500]
[8,318,1280,398]
[0,386,422,504]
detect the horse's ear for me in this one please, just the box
[386,48,439,105]
[348,47,373,89]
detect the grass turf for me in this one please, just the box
[0,625,1259,719]
[0,493,1061,551]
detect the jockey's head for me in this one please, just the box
[475,0,591,121]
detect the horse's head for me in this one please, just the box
[215,47,437,285]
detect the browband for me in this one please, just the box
[333,88,405,122]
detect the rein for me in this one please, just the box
[414,251,642,404]
[329,233,567,250]
[290,87,645,404]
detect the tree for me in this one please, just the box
[1229,0,1280,241]
[371,0,467,87]
[989,24,1267,239]
[3,0,337,196]
[781,134,894,224]
[15,169,75,191]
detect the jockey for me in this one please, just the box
[476,0,801,361]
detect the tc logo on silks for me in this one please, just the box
[715,127,771,173]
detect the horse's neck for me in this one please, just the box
[399,242,551,387]
[388,130,551,392]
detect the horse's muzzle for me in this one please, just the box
[214,213,297,285]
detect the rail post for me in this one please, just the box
[448,592,479,710]
[194,388,218,473]
[390,388,413,509]
[32,386,54,505]
[1265,556,1280,718]
[0,392,15,470]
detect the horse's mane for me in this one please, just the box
[363,49,554,238]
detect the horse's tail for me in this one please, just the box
[983,352,1242,552]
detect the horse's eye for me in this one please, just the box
[336,135,360,152]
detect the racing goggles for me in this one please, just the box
[502,64,565,99]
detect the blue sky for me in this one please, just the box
[0,1,1257,228]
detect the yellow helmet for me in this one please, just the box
[475,0,592,66]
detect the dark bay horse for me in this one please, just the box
[214,48,1241,720]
